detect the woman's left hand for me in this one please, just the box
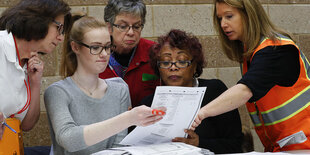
[172,129,199,146]
[191,112,202,130]
[27,53,44,85]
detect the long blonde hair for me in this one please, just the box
[213,0,294,62]
[60,14,107,77]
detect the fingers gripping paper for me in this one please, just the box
[120,86,206,146]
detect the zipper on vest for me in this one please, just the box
[255,102,274,150]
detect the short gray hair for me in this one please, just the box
[104,0,146,25]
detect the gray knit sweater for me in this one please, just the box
[44,77,130,155]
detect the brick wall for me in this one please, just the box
[1,0,310,152]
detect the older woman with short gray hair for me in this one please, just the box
[104,0,146,25]
[99,0,160,108]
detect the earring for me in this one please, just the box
[194,72,199,78]
[193,76,199,87]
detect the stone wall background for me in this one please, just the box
[1,0,310,152]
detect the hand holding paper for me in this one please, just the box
[129,105,166,127]
[152,107,166,116]
[172,129,199,146]
[191,112,203,130]
[120,86,206,146]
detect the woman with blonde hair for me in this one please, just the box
[193,0,310,152]
[44,14,164,155]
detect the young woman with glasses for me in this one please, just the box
[44,14,165,155]
[141,29,244,154]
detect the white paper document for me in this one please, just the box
[92,142,214,155]
[120,86,206,146]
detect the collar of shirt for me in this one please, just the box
[1,31,17,63]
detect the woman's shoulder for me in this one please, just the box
[105,77,129,92]
[0,31,14,46]
[0,31,16,59]
[256,40,299,55]
[105,78,130,99]
[198,78,228,96]
[44,78,76,105]
[45,77,73,93]
[198,78,226,87]
[105,77,128,86]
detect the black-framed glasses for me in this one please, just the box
[75,41,115,55]
[157,60,194,69]
[112,23,144,32]
[53,20,64,35]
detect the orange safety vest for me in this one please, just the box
[0,118,24,155]
[242,35,310,152]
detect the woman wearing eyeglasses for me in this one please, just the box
[44,15,165,155]
[140,29,244,154]
[99,0,160,108]
[0,0,70,143]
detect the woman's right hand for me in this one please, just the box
[191,111,203,130]
[129,105,166,126]
[28,53,44,86]
[0,112,5,140]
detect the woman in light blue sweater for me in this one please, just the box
[44,15,164,155]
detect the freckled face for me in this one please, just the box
[75,27,111,74]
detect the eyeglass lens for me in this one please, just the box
[113,24,143,32]
[90,45,115,55]
[53,21,64,35]
[158,61,192,68]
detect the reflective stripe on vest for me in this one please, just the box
[300,51,310,80]
[247,36,310,127]
[250,85,310,126]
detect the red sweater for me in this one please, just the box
[99,38,159,107]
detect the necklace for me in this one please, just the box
[71,75,99,96]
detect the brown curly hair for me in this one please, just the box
[149,29,206,77]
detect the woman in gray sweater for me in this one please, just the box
[44,15,164,155]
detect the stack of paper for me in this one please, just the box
[91,142,214,155]
[92,86,211,155]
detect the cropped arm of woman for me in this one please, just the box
[199,84,252,120]
[195,84,252,127]
[83,105,160,146]
[195,79,244,153]
[21,54,44,131]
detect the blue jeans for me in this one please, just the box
[24,146,51,155]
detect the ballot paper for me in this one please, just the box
[91,142,214,155]
[120,86,206,146]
